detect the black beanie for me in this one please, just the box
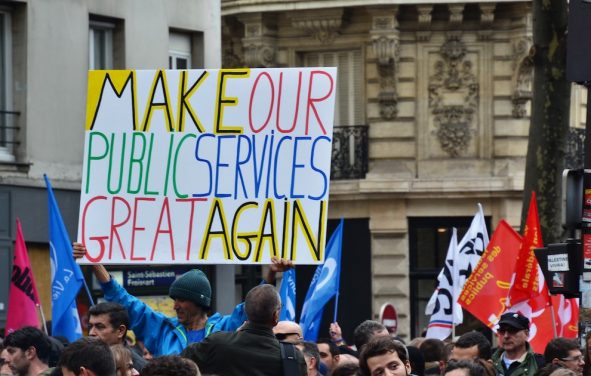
[169,269,212,308]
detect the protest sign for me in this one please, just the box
[78,68,336,265]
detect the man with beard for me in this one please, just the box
[3,327,53,376]
[359,336,411,376]
[491,313,544,376]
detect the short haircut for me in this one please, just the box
[445,360,487,376]
[330,362,360,376]
[89,302,130,334]
[4,326,52,364]
[420,338,445,362]
[544,338,580,363]
[141,355,201,376]
[298,341,321,371]
[59,337,116,376]
[317,338,340,356]
[244,284,281,325]
[454,331,492,360]
[353,320,387,351]
[359,336,408,376]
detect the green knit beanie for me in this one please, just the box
[169,269,212,308]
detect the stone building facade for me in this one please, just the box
[222,0,586,338]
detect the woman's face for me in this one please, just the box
[115,353,138,376]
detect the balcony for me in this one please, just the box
[0,109,20,162]
[331,125,368,180]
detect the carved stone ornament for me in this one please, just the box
[238,13,277,67]
[511,37,534,118]
[243,40,276,67]
[416,4,433,41]
[429,36,479,157]
[369,9,400,120]
[290,9,344,44]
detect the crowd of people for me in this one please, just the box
[1,249,590,376]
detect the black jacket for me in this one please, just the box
[182,322,307,376]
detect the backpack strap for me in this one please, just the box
[279,341,299,376]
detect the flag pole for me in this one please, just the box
[549,299,558,338]
[83,280,95,306]
[332,218,344,323]
[37,304,48,335]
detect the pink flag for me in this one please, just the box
[5,219,41,335]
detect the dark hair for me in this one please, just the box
[297,341,321,371]
[141,355,200,376]
[445,360,487,376]
[4,326,52,364]
[353,320,387,351]
[407,345,426,376]
[544,338,580,363]
[244,284,281,325]
[420,338,445,362]
[330,362,360,376]
[89,302,130,334]
[58,337,116,376]
[317,338,340,356]
[359,336,408,376]
[453,331,492,360]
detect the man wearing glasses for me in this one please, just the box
[273,321,303,343]
[544,338,584,376]
[491,313,544,376]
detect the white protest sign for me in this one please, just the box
[78,68,336,265]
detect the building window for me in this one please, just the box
[303,50,364,126]
[0,10,14,162]
[89,20,114,70]
[408,216,492,339]
[169,32,192,69]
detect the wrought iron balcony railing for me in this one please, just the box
[0,109,20,148]
[331,125,368,180]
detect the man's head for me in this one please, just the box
[244,284,281,326]
[59,337,116,376]
[169,269,212,326]
[296,341,321,376]
[496,312,529,356]
[4,326,52,376]
[444,360,487,376]
[420,339,444,363]
[141,356,201,376]
[359,336,410,376]
[545,338,584,376]
[273,321,303,343]
[354,320,389,352]
[1,347,13,376]
[450,331,492,361]
[316,338,340,371]
[88,302,129,345]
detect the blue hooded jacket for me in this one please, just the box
[100,278,247,356]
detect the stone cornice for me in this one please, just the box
[222,0,530,16]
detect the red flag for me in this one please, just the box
[507,192,550,310]
[5,219,41,335]
[459,220,522,327]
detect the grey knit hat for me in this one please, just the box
[169,269,212,308]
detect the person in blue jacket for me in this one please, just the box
[73,242,292,356]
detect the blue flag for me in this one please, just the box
[279,268,296,321]
[45,175,84,342]
[299,219,344,341]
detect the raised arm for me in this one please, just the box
[72,242,110,283]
